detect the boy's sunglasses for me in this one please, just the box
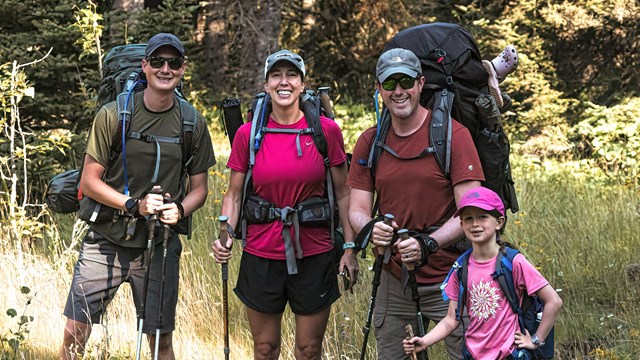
[147,56,184,70]
[381,76,417,91]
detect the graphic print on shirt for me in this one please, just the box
[469,279,502,322]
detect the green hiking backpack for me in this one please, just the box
[46,44,197,236]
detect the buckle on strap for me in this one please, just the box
[279,206,296,225]
[279,206,302,275]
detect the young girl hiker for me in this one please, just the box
[403,186,562,360]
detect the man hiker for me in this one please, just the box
[60,33,216,359]
[347,48,483,359]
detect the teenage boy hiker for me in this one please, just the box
[403,187,562,359]
[60,33,216,359]
[347,48,484,359]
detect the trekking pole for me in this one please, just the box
[153,195,173,360]
[360,213,394,360]
[398,229,428,360]
[219,215,231,360]
[136,186,163,360]
[317,86,335,119]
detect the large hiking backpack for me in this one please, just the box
[443,246,555,359]
[46,44,197,236]
[96,44,186,110]
[370,22,518,213]
[222,89,350,274]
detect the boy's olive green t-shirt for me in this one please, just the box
[85,91,216,247]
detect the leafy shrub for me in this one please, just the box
[572,97,640,182]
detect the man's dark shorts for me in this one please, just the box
[234,250,340,315]
[63,229,182,334]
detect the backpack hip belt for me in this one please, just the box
[244,194,334,275]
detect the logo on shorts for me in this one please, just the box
[320,290,329,298]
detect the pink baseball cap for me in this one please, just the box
[454,186,505,218]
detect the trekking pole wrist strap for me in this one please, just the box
[219,223,236,240]
[174,201,185,220]
[414,233,438,267]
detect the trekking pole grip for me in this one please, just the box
[146,185,163,232]
[381,213,394,263]
[398,229,414,270]
[219,216,230,277]
[382,213,394,247]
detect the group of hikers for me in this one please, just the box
[59,30,562,360]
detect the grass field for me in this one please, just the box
[1,150,639,359]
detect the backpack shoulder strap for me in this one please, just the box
[111,92,133,164]
[366,106,391,216]
[440,248,472,321]
[238,92,268,242]
[429,89,454,177]
[300,91,336,243]
[177,98,197,169]
[493,246,527,332]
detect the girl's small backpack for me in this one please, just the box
[442,246,555,359]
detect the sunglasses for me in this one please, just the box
[381,76,417,91]
[147,56,184,70]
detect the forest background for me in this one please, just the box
[1,0,639,359]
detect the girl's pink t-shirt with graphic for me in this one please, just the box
[227,115,347,260]
[444,253,549,360]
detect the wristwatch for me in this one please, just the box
[531,334,545,347]
[342,242,358,251]
[425,236,439,254]
[124,197,139,215]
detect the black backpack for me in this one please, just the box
[46,44,197,234]
[368,22,518,213]
[443,246,555,359]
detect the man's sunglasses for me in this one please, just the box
[147,56,184,70]
[381,76,417,91]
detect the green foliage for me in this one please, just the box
[0,0,98,132]
[71,1,103,60]
[572,98,640,183]
[1,286,34,357]
[539,1,640,105]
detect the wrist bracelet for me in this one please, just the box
[342,242,358,250]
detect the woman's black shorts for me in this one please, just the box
[234,250,340,315]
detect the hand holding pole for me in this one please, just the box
[399,229,428,360]
[135,185,163,360]
[360,213,394,360]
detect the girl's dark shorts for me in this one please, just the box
[234,250,340,315]
[63,229,182,334]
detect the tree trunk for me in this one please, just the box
[201,0,230,94]
[236,0,281,97]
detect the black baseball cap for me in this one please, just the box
[145,33,185,58]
